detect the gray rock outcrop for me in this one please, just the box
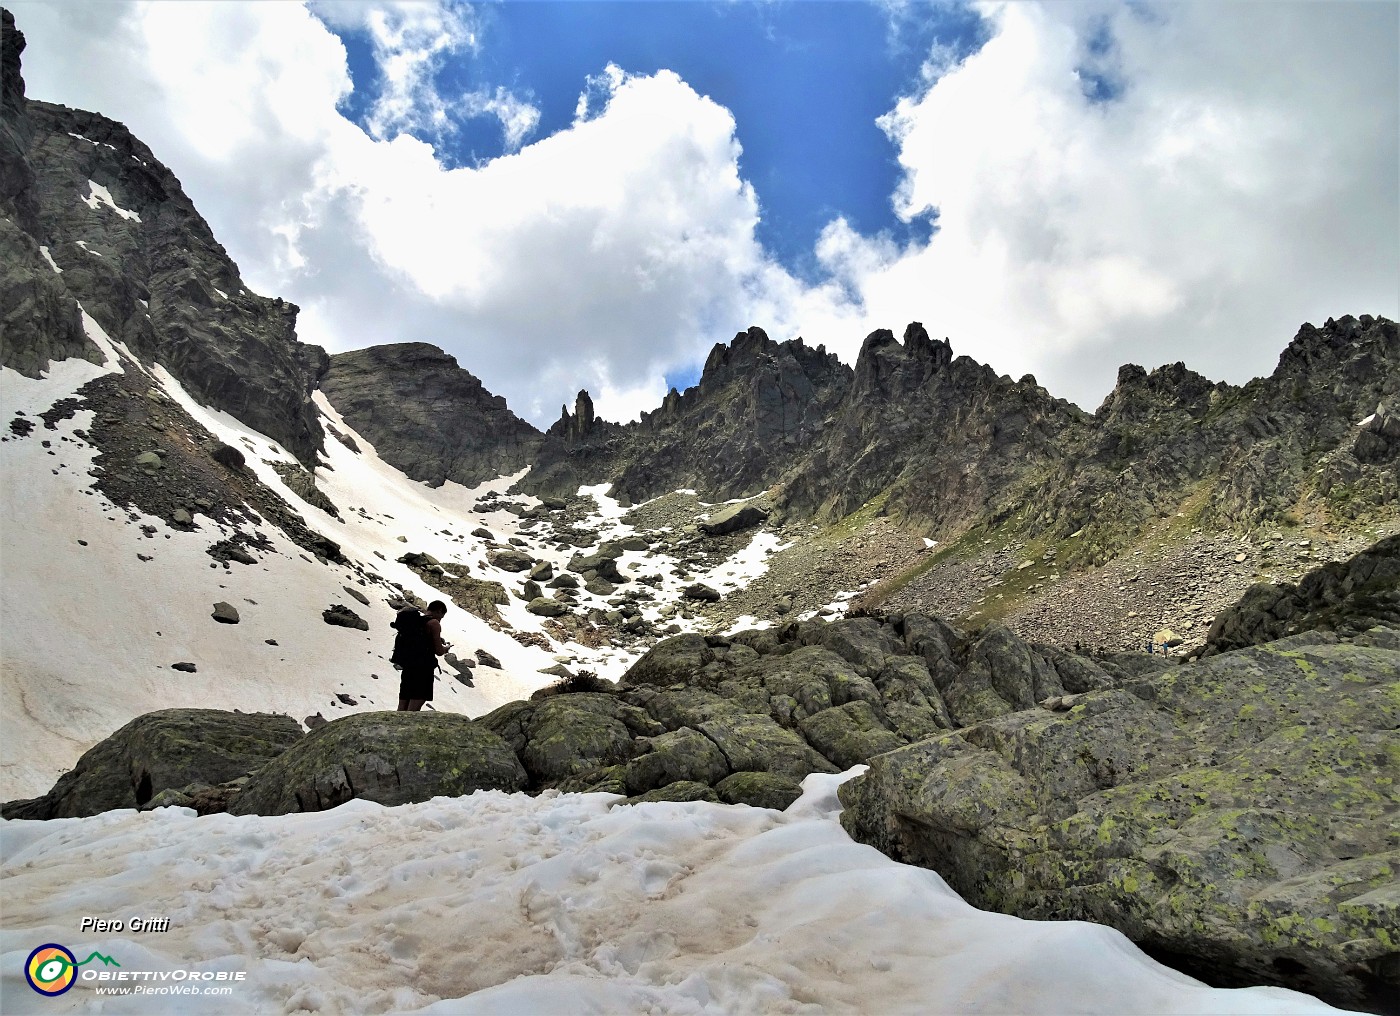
[1,709,303,819]
[838,631,1399,1012]
[699,502,769,536]
[320,343,542,488]
[229,711,526,815]
[1203,533,1399,655]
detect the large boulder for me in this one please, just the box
[1203,534,1399,656]
[228,712,525,815]
[798,701,904,770]
[696,713,839,782]
[621,633,718,688]
[838,632,1400,1011]
[699,502,769,536]
[487,548,535,573]
[2,709,303,819]
[624,727,730,796]
[478,693,663,787]
[714,771,804,810]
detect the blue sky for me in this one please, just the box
[329,2,985,281]
[10,1,1399,425]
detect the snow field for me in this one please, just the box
[1,321,799,798]
[0,772,1339,1015]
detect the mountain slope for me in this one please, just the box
[322,343,543,489]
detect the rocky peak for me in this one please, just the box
[850,323,965,405]
[1274,314,1399,386]
[322,343,542,488]
[0,34,328,465]
[901,321,953,369]
[1,6,39,234]
[699,326,776,388]
[1095,360,1224,424]
[550,389,600,442]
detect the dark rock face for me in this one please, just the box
[229,711,526,815]
[16,108,325,463]
[519,326,852,502]
[782,323,1089,529]
[1,8,40,235]
[1,10,101,375]
[1203,533,1400,655]
[838,631,1399,1012]
[321,343,542,488]
[1,17,326,464]
[0,709,303,819]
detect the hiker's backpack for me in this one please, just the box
[390,608,437,671]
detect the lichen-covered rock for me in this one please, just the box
[1,709,303,819]
[479,693,662,788]
[697,713,839,782]
[798,701,905,770]
[838,633,1400,1011]
[229,712,525,815]
[714,771,804,811]
[621,633,717,689]
[624,780,720,805]
[624,727,730,796]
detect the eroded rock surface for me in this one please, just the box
[1,709,303,819]
[838,632,1400,1011]
[229,712,526,815]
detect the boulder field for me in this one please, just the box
[5,598,1396,1009]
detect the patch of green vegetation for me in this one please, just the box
[820,488,894,544]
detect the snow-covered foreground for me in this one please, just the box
[0,771,1341,1016]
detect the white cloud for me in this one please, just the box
[8,0,1396,427]
[793,0,1399,405]
[10,2,771,423]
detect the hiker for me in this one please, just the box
[392,600,450,712]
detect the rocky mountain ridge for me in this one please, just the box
[1,10,326,467]
[332,313,1396,578]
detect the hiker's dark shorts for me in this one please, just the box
[398,667,434,701]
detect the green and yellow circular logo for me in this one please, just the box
[25,944,77,996]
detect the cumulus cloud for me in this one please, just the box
[8,0,1396,428]
[797,0,1399,406]
[11,2,770,423]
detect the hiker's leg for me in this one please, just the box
[397,698,409,711]
[406,699,426,711]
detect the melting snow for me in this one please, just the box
[75,240,103,257]
[81,180,142,223]
[0,772,1338,1014]
[39,245,62,273]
